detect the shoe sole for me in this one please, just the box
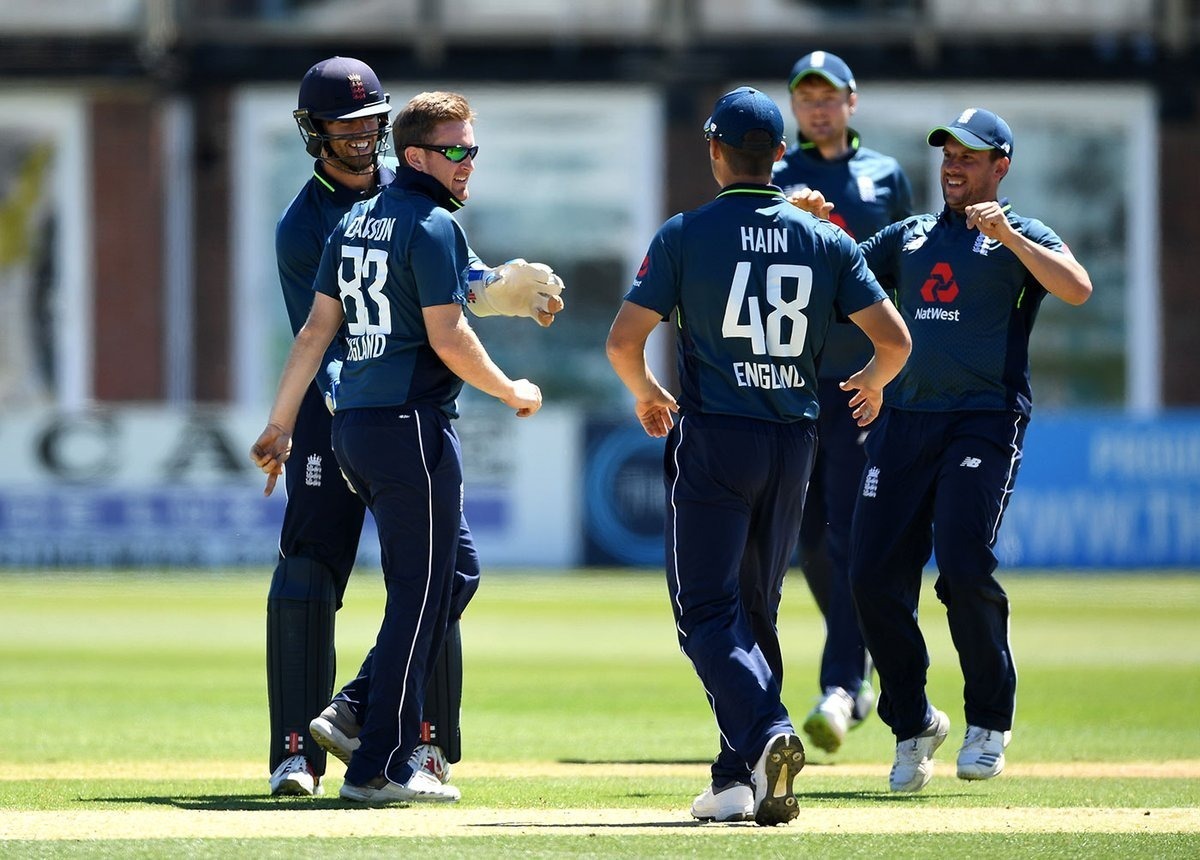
[754,734,805,826]
[339,784,390,804]
[693,811,754,823]
[957,757,1005,780]
[270,779,317,797]
[340,783,460,805]
[691,803,754,823]
[309,717,360,766]
[802,711,844,754]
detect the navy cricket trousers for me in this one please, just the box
[798,377,872,701]
[849,408,1026,740]
[281,384,366,602]
[332,404,461,786]
[664,413,816,786]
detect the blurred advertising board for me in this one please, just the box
[998,411,1200,568]
[0,406,579,569]
[582,413,1200,570]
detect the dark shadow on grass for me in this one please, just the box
[471,820,723,830]
[796,789,973,802]
[90,795,383,811]
[558,759,711,766]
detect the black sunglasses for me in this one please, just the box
[406,143,479,163]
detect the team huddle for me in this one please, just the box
[250,51,1092,825]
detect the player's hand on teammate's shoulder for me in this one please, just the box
[503,378,543,418]
[787,188,834,220]
[250,423,293,496]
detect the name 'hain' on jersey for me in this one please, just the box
[860,204,1070,416]
[625,184,887,423]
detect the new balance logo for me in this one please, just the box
[305,454,322,487]
[960,457,982,468]
[862,466,880,498]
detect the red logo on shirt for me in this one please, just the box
[920,262,959,303]
[637,255,650,278]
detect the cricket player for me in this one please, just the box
[267,58,563,797]
[845,108,1092,792]
[256,89,546,804]
[772,50,914,754]
[606,87,910,825]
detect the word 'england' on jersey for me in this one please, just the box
[733,361,806,389]
[346,333,386,361]
[344,215,397,242]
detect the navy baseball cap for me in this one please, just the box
[927,108,1014,159]
[297,56,390,121]
[788,51,856,93]
[703,87,785,151]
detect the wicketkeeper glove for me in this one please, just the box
[467,259,565,326]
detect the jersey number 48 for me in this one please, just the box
[721,262,812,357]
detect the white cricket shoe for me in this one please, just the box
[802,687,855,753]
[956,725,1012,780]
[309,700,361,766]
[752,732,805,826]
[269,754,322,796]
[339,769,461,804]
[889,708,950,792]
[690,781,753,822]
[409,743,452,784]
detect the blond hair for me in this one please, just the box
[393,91,476,146]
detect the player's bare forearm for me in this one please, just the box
[251,293,342,495]
[265,296,343,432]
[844,298,912,425]
[425,303,542,415]
[611,337,678,436]
[606,303,679,436]
[967,201,1092,305]
[1009,235,1092,305]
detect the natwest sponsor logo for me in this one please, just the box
[920,262,959,303]
[913,306,960,321]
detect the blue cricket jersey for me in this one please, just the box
[276,163,396,400]
[772,130,913,379]
[313,165,471,417]
[626,183,888,423]
[861,204,1068,416]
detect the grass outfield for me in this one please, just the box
[0,569,1198,857]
